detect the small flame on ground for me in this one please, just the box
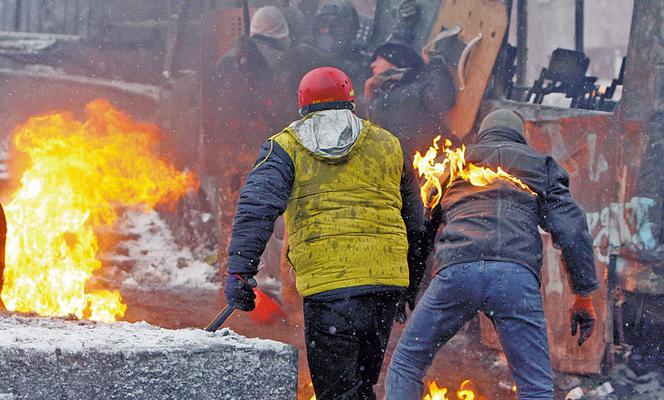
[0,99,196,322]
[424,379,477,400]
[413,135,537,208]
[307,379,479,400]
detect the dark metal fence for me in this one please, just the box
[0,0,93,37]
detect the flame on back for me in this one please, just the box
[413,135,537,208]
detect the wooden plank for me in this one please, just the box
[17,0,29,32]
[40,0,62,34]
[427,0,508,140]
[78,0,92,38]
[0,1,16,31]
[26,0,41,33]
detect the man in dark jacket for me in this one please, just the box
[364,40,456,159]
[210,6,299,267]
[385,110,599,400]
[212,5,296,151]
[364,0,456,157]
[224,67,426,400]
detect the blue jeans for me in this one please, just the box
[385,261,553,400]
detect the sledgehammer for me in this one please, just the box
[204,274,257,332]
[205,276,286,331]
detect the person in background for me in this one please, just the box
[364,39,456,159]
[364,0,457,159]
[213,5,295,146]
[287,0,371,104]
[211,6,299,272]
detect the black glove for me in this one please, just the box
[394,290,418,324]
[235,35,269,71]
[397,0,418,25]
[395,296,408,324]
[224,273,258,311]
[570,295,596,346]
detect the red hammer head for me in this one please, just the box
[249,288,286,325]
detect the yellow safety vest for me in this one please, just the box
[272,119,409,296]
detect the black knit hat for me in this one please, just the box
[372,41,424,73]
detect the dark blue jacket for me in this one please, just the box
[226,139,426,298]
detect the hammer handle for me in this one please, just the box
[205,305,236,332]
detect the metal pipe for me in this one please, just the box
[205,305,237,332]
[516,0,528,87]
[575,0,584,52]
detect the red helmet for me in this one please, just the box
[298,67,356,116]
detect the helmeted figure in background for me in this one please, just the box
[224,67,426,400]
[310,0,370,85]
[212,5,296,151]
[210,6,300,272]
[287,0,371,104]
[385,110,600,400]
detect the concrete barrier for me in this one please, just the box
[0,315,298,399]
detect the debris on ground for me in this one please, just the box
[558,363,664,400]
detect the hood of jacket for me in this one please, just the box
[289,109,363,162]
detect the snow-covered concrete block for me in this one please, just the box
[0,315,297,399]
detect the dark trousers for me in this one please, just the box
[304,292,400,400]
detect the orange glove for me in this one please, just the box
[570,295,596,346]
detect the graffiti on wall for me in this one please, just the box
[543,196,655,296]
[586,197,656,263]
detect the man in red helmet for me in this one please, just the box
[224,66,426,399]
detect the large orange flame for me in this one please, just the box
[413,136,536,208]
[0,99,196,322]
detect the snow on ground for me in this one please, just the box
[107,210,218,290]
[0,314,289,354]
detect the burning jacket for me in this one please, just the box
[227,110,425,297]
[430,128,599,296]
